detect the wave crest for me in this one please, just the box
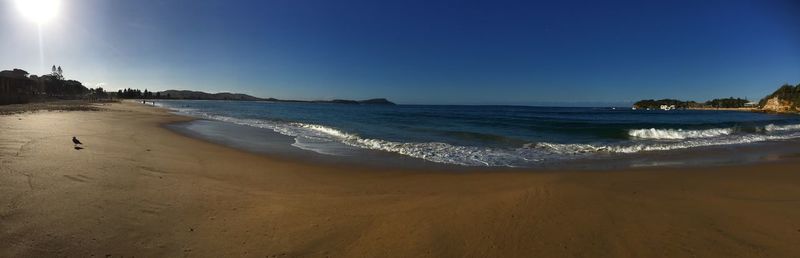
[765,123,800,132]
[628,128,733,140]
[534,132,799,154]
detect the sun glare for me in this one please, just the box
[15,0,62,24]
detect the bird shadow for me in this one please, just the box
[74,146,84,150]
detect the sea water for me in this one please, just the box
[156,100,800,168]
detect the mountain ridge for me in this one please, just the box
[157,90,395,105]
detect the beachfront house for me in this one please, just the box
[0,69,36,104]
[659,104,676,111]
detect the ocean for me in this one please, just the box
[156,100,800,168]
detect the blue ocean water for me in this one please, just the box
[156,100,800,167]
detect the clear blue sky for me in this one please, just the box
[1,0,799,105]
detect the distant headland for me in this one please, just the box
[138,89,395,105]
[0,67,394,105]
[633,83,800,113]
[632,98,753,110]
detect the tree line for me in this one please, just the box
[632,99,700,109]
[1,68,92,104]
[0,67,177,105]
[634,97,753,109]
[705,98,749,108]
[115,88,172,99]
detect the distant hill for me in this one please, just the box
[158,90,262,101]
[760,84,800,113]
[632,83,800,113]
[157,90,396,105]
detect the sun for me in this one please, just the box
[15,0,62,24]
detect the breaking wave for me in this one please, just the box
[534,133,800,154]
[765,123,800,132]
[169,106,800,167]
[628,128,734,140]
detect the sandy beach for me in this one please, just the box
[1,101,800,257]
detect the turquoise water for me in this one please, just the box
[156,100,800,167]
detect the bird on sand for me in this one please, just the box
[72,136,83,146]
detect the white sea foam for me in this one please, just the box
[167,108,546,166]
[165,105,800,167]
[628,128,734,140]
[298,123,540,166]
[534,133,800,155]
[764,123,800,132]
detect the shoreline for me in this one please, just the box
[154,100,800,171]
[2,101,800,257]
[166,117,800,171]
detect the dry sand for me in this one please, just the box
[1,102,799,257]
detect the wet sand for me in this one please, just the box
[1,101,799,257]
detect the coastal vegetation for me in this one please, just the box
[632,99,700,109]
[0,67,94,105]
[760,83,800,107]
[705,98,750,108]
[1,67,395,105]
[116,88,154,99]
[759,83,800,112]
[633,84,800,113]
[633,97,753,110]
